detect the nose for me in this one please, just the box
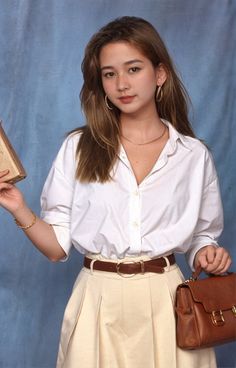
[116,73,129,91]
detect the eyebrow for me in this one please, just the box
[100,59,144,71]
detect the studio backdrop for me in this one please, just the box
[0,1,235,367]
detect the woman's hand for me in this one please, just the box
[0,170,67,262]
[0,170,25,214]
[194,245,232,274]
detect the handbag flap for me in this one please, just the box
[186,273,236,312]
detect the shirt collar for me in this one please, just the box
[161,119,193,154]
[118,119,193,163]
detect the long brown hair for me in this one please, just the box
[76,16,195,182]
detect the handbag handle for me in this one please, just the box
[192,265,202,280]
[191,266,232,281]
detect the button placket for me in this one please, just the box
[118,146,132,170]
[128,179,142,253]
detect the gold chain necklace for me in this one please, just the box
[121,125,166,146]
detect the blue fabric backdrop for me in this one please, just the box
[0,1,235,367]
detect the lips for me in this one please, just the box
[118,95,135,104]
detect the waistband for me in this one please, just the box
[84,254,175,276]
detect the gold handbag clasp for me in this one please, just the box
[211,310,225,326]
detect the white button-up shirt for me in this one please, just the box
[40,120,223,269]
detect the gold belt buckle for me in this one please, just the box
[116,260,145,278]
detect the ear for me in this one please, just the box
[155,63,168,86]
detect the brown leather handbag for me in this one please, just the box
[175,268,236,349]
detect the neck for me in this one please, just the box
[120,111,164,140]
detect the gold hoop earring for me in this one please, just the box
[156,86,163,102]
[105,95,113,110]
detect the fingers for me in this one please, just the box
[0,182,13,191]
[196,245,232,275]
[210,248,232,274]
[218,258,232,274]
[195,245,216,270]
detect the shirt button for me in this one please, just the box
[133,221,139,228]
[133,190,139,196]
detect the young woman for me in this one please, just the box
[0,16,232,368]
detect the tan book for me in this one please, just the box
[0,121,27,184]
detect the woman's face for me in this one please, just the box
[99,41,166,118]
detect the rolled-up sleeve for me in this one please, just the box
[40,134,79,259]
[186,152,224,270]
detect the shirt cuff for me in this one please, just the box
[50,224,72,262]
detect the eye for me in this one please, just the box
[129,67,141,73]
[103,71,115,78]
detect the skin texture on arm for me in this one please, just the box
[0,170,66,261]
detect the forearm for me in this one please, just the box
[12,205,66,261]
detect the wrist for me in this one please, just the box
[10,203,30,218]
[12,205,38,230]
[14,210,37,230]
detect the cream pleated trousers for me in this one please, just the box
[56,255,216,368]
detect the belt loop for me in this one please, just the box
[140,260,145,274]
[163,256,170,272]
[90,259,97,275]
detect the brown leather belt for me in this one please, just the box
[84,254,175,275]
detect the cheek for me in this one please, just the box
[101,78,109,92]
[136,71,157,89]
[147,75,158,95]
[101,79,115,96]
[148,72,158,88]
[138,79,157,99]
